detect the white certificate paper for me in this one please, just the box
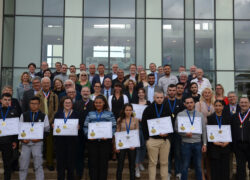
[147,117,173,136]
[206,125,232,142]
[132,104,147,120]
[18,122,44,140]
[115,130,140,150]
[177,116,202,134]
[53,119,79,136]
[0,118,19,137]
[88,122,112,139]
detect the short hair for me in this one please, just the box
[55,62,61,66]
[93,95,109,111]
[41,77,51,83]
[189,82,198,89]
[69,73,77,78]
[70,65,76,68]
[184,96,195,103]
[148,73,155,78]
[179,71,188,77]
[104,77,112,82]
[43,68,52,75]
[154,91,164,97]
[138,88,146,93]
[164,64,171,68]
[214,100,224,106]
[168,84,176,89]
[129,64,136,68]
[176,82,184,87]
[81,86,90,91]
[29,96,40,103]
[1,93,12,99]
[31,76,41,82]
[239,96,249,102]
[98,64,105,68]
[62,64,68,67]
[227,91,237,97]
[2,85,13,91]
[149,63,156,67]
[28,63,36,69]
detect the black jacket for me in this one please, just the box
[125,90,139,104]
[223,104,240,117]
[22,89,36,112]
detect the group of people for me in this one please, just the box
[0,61,249,180]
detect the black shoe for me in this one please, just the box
[46,165,55,171]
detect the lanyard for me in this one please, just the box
[0,106,10,121]
[168,98,176,114]
[186,110,196,126]
[84,99,89,109]
[239,109,250,125]
[42,90,50,99]
[125,117,132,134]
[155,103,164,118]
[96,111,103,122]
[30,111,39,127]
[63,110,71,124]
[205,102,211,112]
[216,115,222,129]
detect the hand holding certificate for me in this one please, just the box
[132,104,147,120]
[53,118,79,136]
[18,122,44,139]
[115,130,140,150]
[206,125,232,142]
[88,122,112,139]
[0,118,19,137]
[147,117,173,136]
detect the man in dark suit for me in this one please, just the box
[112,69,126,91]
[35,61,48,78]
[22,76,41,112]
[224,91,240,116]
[144,73,163,103]
[124,64,138,82]
[91,64,107,88]
[149,63,164,85]
[106,64,118,80]
[101,77,114,100]
[88,64,96,85]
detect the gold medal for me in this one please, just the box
[56,127,61,133]
[0,130,2,134]
[90,130,95,137]
[218,130,222,134]
[172,114,175,118]
[133,112,136,117]
[84,107,86,110]
[118,140,123,147]
[191,126,195,130]
[180,124,185,131]
[30,127,34,132]
[151,127,156,134]
[232,111,235,114]
[210,134,215,140]
[63,124,67,129]
[21,131,26,137]
[240,124,242,128]
[2,122,6,126]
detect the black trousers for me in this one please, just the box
[234,142,250,180]
[210,153,230,180]
[0,143,13,180]
[116,149,136,180]
[75,134,86,179]
[55,137,77,180]
[87,140,112,180]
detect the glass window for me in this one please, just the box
[195,0,214,19]
[235,72,250,98]
[44,0,64,16]
[235,21,250,71]
[146,0,161,18]
[65,0,82,16]
[136,0,145,18]
[84,0,109,17]
[217,71,235,95]
[195,20,215,71]
[14,17,41,67]
[163,20,184,71]
[42,18,64,68]
[83,18,109,67]
[163,0,184,18]
[1,68,13,93]
[4,0,15,15]
[235,0,250,19]
[136,19,145,67]
[111,0,135,17]
[16,0,42,15]
[185,0,194,18]
[110,19,135,70]
[216,0,233,19]
[185,20,194,69]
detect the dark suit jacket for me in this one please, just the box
[101,88,114,96]
[124,89,138,104]
[223,104,240,117]
[106,73,118,80]
[144,85,163,101]
[124,74,139,82]
[91,74,108,88]
[22,89,35,112]
[112,78,126,90]
[150,72,164,84]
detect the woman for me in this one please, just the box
[215,84,229,105]
[43,69,54,88]
[53,79,65,96]
[90,82,102,101]
[136,70,148,90]
[124,79,138,104]
[195,88,215,180]
[16,72,32,103]
[76,71,91,90]
[116,104,139,180]
[69,73,82,92]
[135,88,150,178]
[84,95,116,180]
[207,100,231,180]
[53,97,79,180]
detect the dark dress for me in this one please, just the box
[125,89,138,104]
[111,95,125,120]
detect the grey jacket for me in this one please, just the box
[144,85,163,101]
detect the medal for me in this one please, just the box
[209,133,214,140]
[21,130,26,137]
[84,107,86,110]
[125,117,132,137]
[83,99,89,111]
[90,130,95,137]
[191,126,195,130]
[180,124,185,131]
[0,130,2,134]
[238,109,250,129]
[0,106,10,127]
[42,90,50,99]
[216,115,223,135]
[118,140,123,147]
[30,127,34,132]
[63,124,67,129]
[168,99,176,119]
[151,127,156,134]
[63,110,72,130]
[218,130,222,134]
[186,110,196,132]
[172,114,175,118]
[2,122,6,126]
[30,111,39,133]
[240,124,242,128]
[56,126,61,133]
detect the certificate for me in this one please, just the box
[53,119,79,136]
[115,130,140,150]
[88,122,112,139]
[177,116,202,134]
[132,104,147,120]
[206,125,232,142]
[0,118,19,137]
[18,122,44,140]
[147,117,173,136]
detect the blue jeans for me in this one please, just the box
[181,142,202,180]
[168,133,182,175]
[135,123,146,164]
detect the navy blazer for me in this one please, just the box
[91,74,108,88]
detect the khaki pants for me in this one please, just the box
[146,138,171,180]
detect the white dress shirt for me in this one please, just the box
[191,77,212,94]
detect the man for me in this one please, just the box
[69,65,76,74]
[88,64,96,85]
[231,97,250,180]
[92,64,107,87]
[74,87,94,180]
[149,63,163,85]
[0,93,19,180]
[142,91,171,180]
[125,64,138,82]
[58,79,81,100]
[188,65,197,83]
[158,64,178,96]
[191,68,211,94]
[176,83,185,101]
[176,96,207,180]
[137,65,144,74]
[22,76,41,112]
[28,63,36,78]
[77,64,87,78]
[54,64,68,82]
[19,96,50,180]
[66,87,81,103]
[158,66,164,76]
[36,77,58,171]
[107,64,118,80]
[101,77,114,100]
[36,61,48,78]
[179,72,189,95]
[52,62,62,77]
[112,69,126,91]
[177,66,186,81]
[166,84,184,180]
[144,73,163,103]
[224,91,240,116]
[183,82,200,103]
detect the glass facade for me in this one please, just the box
[1,0,250,98]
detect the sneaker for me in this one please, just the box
[168,174,171,180]
[135,167,140,178]
[139,163,145,171]
[176,173,181,179]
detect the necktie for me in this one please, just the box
[106,90,109,99]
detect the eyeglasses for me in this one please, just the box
[67,91,76,93]
[65,84,72,87]
[95,86,101,88]
[81,74,87,77]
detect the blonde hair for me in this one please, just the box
[200,88,215,105]
[79,71,88,81]
[124,79,136,89]
[215,84,225,96]
[138,70,148,82]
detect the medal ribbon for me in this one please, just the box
[186,110,196,126]
[238,108,250,126]
[155,103,164,118]
[96,111,103,122]
[125,117,132,134]
[0,105,10,122]
[30,111,39,127]
[205,102,211,112]
[168,98,176,115]
[216,115,222,129]
[84,99,89,109]
[63,110,71,124]
[42,90,50,99]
